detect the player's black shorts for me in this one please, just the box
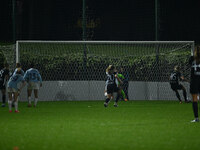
[107,84,120,94]
[170,83,183,91]
[190,78,200,94]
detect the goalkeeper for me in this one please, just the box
[116,73,128,101]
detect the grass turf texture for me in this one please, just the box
[0,100,199,150]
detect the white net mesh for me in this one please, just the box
[16,41,194,101]
[0,44,16,71]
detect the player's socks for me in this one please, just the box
[192,102,198,118]
[34,98,38,107]
[14,101,18,111]
[104,98,110,107]
[104,102,108,107]
[105,98,110,103]
[28,97,31,107]
[121,90,126,101]
[8,100,12,111]
[114,102,118,107]
[115,94,120,103]
[183,90,187,101]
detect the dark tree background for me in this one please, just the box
[1,0,200,43]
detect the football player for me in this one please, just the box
[169,65,188,103]
[24,63,42,107]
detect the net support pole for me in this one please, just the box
[191,42,195,56]
[82,0,87,79]
[12,0,16,43]
[16,41,19,63]
[155,0,160,100]
[156,45,160,100]
[155,0,159,41]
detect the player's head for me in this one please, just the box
[174,65,180,71]
[194,46,200,63]
[16,68,22,74]
[16,63,21,68]
[106,65,115,74]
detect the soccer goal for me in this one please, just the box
[15,41,194,101]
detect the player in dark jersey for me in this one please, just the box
[169,65,188,103]
[0,63,10,107]
[104,65,123,107]
[190,46,200,122]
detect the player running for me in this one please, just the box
[190,46,200,122]
[7,68,26,112]
[24,63,42,107]
[104,65,123,107]
[0,63,10,107]
[169,65,188,103]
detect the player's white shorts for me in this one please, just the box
[7,87,18,93]
[27,82,40,90]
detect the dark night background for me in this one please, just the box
[1,0,200,43]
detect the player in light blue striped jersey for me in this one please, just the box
[13,63,25,76]
[7,68,26,112]
[24,63,42,107]
[12,63,25,105]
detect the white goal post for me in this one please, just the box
[15,40,195,101]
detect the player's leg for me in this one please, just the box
[13,92,19,113]
[114,88,122,107]
[177,84,188,102]
[33,89,38,107]
[191,94,199,122]
[7,90,13,112]
[171,84,182,103]
[27,82,33,107]
[121,89,128,101]
[190,80,199,122]
[104,84,113,107]
[27,89,32,107]
[104,93,112,107]
[1,88,6,107]
[174,90,182,103]
[180,85,188,102]
[33,82,40,107]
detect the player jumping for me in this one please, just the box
[104,65,122,107]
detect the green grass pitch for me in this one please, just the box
[0,100,200,150]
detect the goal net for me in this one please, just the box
[0,44,16,71]
[15,41,194,101]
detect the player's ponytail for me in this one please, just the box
[106,65,115,74]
